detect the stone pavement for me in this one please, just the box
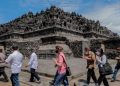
[1,58,87,86]
[1,69,120,86]
[0,58,120,86]
[73,71,120,86]
[0,68,52,86]
[70,60,120,86]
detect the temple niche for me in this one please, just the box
[0,6,119,58]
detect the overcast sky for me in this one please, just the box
[0,0,120,34]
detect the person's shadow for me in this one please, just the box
[78,79,87,83]
[77,79,87,86]
[78,79,95,86]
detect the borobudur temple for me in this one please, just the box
[0,6,118,58]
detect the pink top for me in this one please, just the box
[57,52,67,74]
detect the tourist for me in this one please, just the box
[53,46,69,86]
[83,47,98,86]
[96,49,109,86]
[0,49,9,82]
[5,45,23,86]
[111,55,120,82]
[25,49,41,83]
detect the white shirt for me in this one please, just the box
[5,50,23,73]
[96,55,107,67]
[28,52,38,69]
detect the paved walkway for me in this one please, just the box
[70,61,120,86]
[1,69,120,86]
[76,72,120,86]
[0,58,120,86]
[0,68,52,86]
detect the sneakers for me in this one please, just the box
[36,79,41,84]
[29,79,36,82]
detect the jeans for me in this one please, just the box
[30,68,40,82]
[52,71,58,84]
[112,64,120,80]
[10,73,20,86]
[87,68,98,84]
[54,72,69,86]
[98,74,109,86]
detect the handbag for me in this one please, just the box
[66,67,71,76]
[99,56,113,75]
[62,56,72,76]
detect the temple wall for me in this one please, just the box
[0,6,118,59]
[89,39,104,52]
[56,32,83,41]
[66,41,83,57]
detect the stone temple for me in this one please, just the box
[0,6,119,58]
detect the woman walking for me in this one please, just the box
[53,46,69,86]
[96,49,109,86]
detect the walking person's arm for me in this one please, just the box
[83,52,95,61]
[5,54,13,64]
[25,54,34,67]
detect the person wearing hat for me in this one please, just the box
[5,45,23,86]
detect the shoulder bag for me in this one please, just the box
[62,56,72,76]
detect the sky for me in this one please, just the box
[0,0,120,34]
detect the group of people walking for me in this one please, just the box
[83,47,120,86]
[0,45,120,86]
[0,45,40,86]
[83,48,109,86]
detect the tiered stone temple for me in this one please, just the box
[0,6,118,58]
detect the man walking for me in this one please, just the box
[5,45,23,86]
[26,49,40,83]
[0,49,9,82]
